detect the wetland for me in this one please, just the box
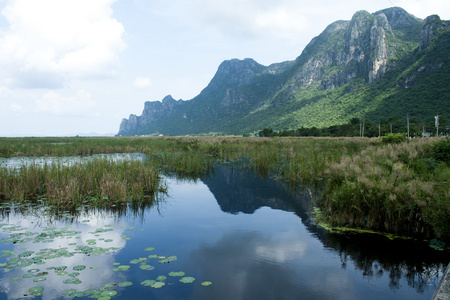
[0,136,448,299]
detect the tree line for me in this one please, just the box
[256,116,448,138]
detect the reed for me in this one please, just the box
[318,138,450,240]
[1,136,448,242]
[0,158,162,207]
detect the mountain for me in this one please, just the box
[118,7,449,136]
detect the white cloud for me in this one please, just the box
[0,0,125,89]
[36,90,95,115]
[134,76,152,89]
[181,0,310,39]
[9,103,22,112]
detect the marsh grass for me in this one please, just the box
[319,138,450,240]
[0,158,161,207]
[1,136,448,241]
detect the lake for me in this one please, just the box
[0,163,447,299]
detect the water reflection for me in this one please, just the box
[0,206,129,299]
[0,164,446,299]
[201,165,321,216]
[0,153,147,169]
[199,165,448,296]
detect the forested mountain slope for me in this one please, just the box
[118,7,449,136]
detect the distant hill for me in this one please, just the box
[118,7,449,136]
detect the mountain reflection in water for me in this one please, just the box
[0,164,446,299]
[199,165,448,297]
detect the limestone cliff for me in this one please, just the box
[117,7,448,136]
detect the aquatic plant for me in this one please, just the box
[318,138,450,241]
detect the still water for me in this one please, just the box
[0,165,447,299]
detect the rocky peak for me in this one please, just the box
[420,15,450,50]
[162,95,176,104]
[374,7,420,29]
[206,58,265,89]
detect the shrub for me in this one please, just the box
[429,137,450,164]
[380,133,407,144]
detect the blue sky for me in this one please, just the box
[0,0,449,136]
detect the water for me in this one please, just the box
[0,153,147,169]
[0,165,447,299]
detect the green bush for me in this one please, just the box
[429,138,450,164]
[380,133,407,144]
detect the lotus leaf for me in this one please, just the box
[104,283,116,288]
[201,281,213,286]
[179,277,195,284]
[169,271,185,277]
[63,278,82,284]
[118,265,130,271]
[23,274,35,278]
[69,272,80,277]
[28,269,40,273]
[62,288,77,296]
[12,277,20,281]
[33,277,46,282]
[141,280,156,287]
[28,286,44,294]
[144,247,155,251]
[73,265,86,271]
[118,281,133,287]
[156,275,166,281]
[151,282,165,288]
[72,292,85,298]
[18,251,34,257]
[158,256,177,264]
[57,271,69,276]
[101,290,117,297]
[98,297,111,300]
[140,264,155,270]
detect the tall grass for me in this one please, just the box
[1,136,448,241]
[318,138,450,240]
[0,158,162,207]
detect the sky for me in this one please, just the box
[0,0,449,136]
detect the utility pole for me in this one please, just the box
[362,118,365,137]
[407,114,410,139]
[435,112,439,137]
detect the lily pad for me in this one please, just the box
[179,276,195,284]
[28,286,44,294]
[33,277,46,282]
[63,278,82,284]
[151,282,165,288]
[118,281,133,287]
[144,247,155,251]
[73,265,86,271]
[12,276,20,281]
[201,281,213,286]
[101,290,117,297]
[169,271,185,277]
[141,280,156,287]
[118,265,130,271]
[104,282,116,288]
[158,256,177,264]
[139,264,155,270]
[156,275,166,281]
[57,271,69,276]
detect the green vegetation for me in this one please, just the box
[318,137,450,241]
[0,136,448,243]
